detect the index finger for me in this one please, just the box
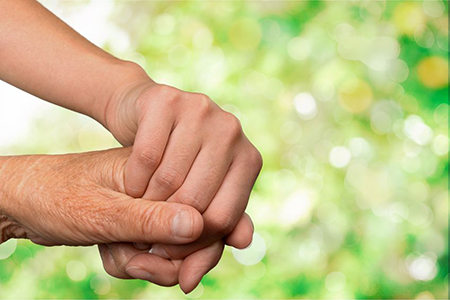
[124,104,174,198]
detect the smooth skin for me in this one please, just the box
[0,0,262,293]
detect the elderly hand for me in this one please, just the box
[103,81,262,293]
[0,1,262,293]
[0,147,203,248]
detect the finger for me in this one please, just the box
[178,240,225,294]
[224,212,254,249]
[106,243,143,275]
[149,213,253,257]
[124,104,174,198]
[98,244,132,279]
[143,121,202,201]
[96,196,204,245]
[167,143,233,212]
[149,213,252,259]
[125,252,183,287]
[149,151,261,259]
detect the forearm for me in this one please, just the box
[0,155,24,243]
[0,0,150,126]
[0,155,31,218]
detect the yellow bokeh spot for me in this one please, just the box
[229,18,262,51]
[417,56,449,89]
[393,3,425,36]
[338,79,373,113]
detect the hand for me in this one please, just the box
[98,213,254,288]
[104,81,262,292]
[0,147,203,248]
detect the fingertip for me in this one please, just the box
[236,232,253,250]
[178,241,224,295]
[178,257,204,294]
[125,253,182,287]
[225,213,254,249]
[179,274,202,295]
[166,203,204,243]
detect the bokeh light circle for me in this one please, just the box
[279,190,314,226]
[325,271,347,292]
[393,3,425,35]
[294,92,317,120]
[0,239,17,260]
[232,232,266,266]
[414,25,435,48]
[388,59,409,82]
[192,27,214,49]
[403,115,433,146]
[417,56,448,89]
[406,254,438,281]
[90,275,111,295]
[423,0,445,18]
[432,134,449,156]
[338,78,373,113]
[66,260,87,281]
[329,146,352,168]
[287,37,311,61]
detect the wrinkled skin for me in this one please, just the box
[0,148,206,247]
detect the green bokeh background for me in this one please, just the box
[0,1,448,299]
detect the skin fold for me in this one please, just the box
[0,0,262,293]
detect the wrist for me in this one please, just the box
[101,62,157,145]
[91,59,153,129]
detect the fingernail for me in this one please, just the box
[149,245,170,259]
[125,267,154,282]
[172,209,193,238]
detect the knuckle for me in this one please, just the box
[156,84,176,95]
[174,191,204,211]
[136,147,161,169]
[153,168,183,192]
[195,94,213,115]
[157,85,180,106]
[208,212,236,236]
[249,147,263,170]
[222,112,243,141]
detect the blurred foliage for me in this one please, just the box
[0,0,448,299]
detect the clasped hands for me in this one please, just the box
[0,82,262,294]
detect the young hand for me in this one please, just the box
[103,81,262,292]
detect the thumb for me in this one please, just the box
[99,197,204,245]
